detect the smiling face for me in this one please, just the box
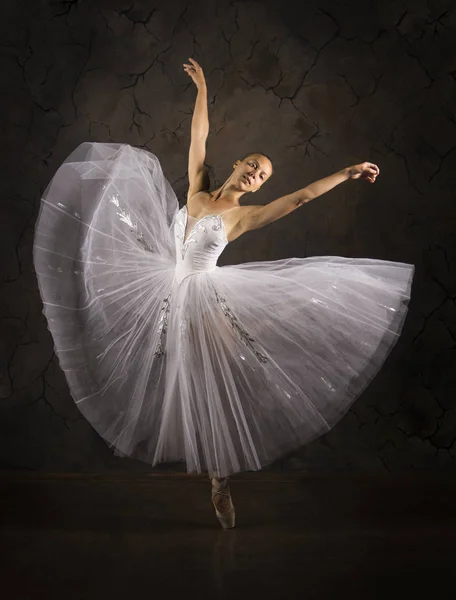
[234,153,273,193]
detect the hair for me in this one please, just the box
[240,152,274,176]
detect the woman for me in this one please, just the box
[33,58,414,530]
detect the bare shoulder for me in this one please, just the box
[219,203,285,243]
[236,193,302,236]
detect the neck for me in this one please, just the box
[211,175,246,204]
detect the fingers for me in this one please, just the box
[361,162,379,183]
[365,162,380,175]
[183,64,196,80]
[183,58,205,85]
[183,58,200,77]
[183,58,199,71]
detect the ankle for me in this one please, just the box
[211,476,229,487]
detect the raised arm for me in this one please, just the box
[183,58,209,199]
[239,162,380,233]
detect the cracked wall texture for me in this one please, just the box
[1,0,455,473]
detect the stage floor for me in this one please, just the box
[1,471,455,599]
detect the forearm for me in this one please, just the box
[191,83,209,139]
[300,167,351,203]
[249,163,378,229]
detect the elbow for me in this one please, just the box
[296,191,312,207]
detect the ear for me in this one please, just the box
[233,159,241,169]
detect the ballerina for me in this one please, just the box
[33,58,414,530]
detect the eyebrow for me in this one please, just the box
[251,159,267,175]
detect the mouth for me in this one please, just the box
[242,175,252,186]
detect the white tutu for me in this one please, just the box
[33,142,414,477]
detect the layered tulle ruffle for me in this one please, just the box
[33,143,414,477]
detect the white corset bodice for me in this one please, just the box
[173,205,235,282]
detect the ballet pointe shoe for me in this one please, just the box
[211,477,236,529]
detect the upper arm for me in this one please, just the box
[238,191,307,234]
[187,136,209,199]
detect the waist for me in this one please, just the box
[174,262,217,284]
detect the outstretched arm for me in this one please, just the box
[239,162,380,233]
[183,58,209,199]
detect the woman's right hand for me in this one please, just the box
[347,162,379,183]
[183,58,206,89]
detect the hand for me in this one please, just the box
[348,162,380,183]
[183,58,206,89]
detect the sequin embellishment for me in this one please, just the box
[109,194,153,253]
[154,293,171,357]
[182,221,207,258]
[179,311,191,365]
[175,207,227,259]
[211,218,223,232]
[153,289,268,364]
[215,290,268,364]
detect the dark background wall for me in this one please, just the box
[1,0,454,473]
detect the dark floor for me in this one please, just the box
[1,471,455,599]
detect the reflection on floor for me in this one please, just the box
[1,471,455,599]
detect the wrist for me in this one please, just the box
[343,166,352,180]
[197,81,207,93]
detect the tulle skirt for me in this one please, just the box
[33,142,414,477]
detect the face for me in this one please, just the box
[234,154,273,193]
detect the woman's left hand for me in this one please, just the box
[348,162,380,183]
